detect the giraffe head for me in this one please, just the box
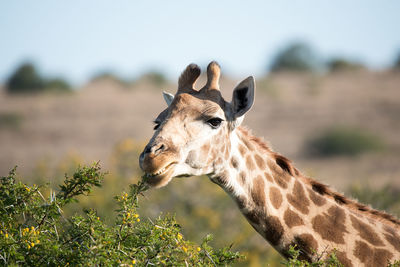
[139,62,255,187]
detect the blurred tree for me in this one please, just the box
[6,62,45,93]
[270,42,321,73]
[45,78,71,91]
[140,70,168,86]
[327,57,365,72]
[393,51,400,70]
[90,71,130,86]
[6,62,72,93]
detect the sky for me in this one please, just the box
[1,0,400,85]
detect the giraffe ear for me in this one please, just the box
[231,76,255,118]
[162,91,174,106]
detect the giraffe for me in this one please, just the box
[139,61,400,266]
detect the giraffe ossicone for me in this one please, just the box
[139,61,400,266]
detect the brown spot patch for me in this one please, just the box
[254,154,266,170]
[238,171,247,186]
[335,251,352,267]
[235,195,247,210]
[350,215,384,246]
[273,175,288,189]
[263,216,284,246]
[238,144,247,156]
[251,176,266,207]
[215,157,223,166]
[307,188,326,206]
[294,234,318,257]
[383,226,400,251]
[287,181,310,214]
[312,206,348,244]
[354,240,393,266]
[201,143,210,154]
[267,159,291,189]
[246,155,256,170]
[224,144,230,158]
[284,208,304,228]
[269,187,282,209]
[230,156,239,169]
[243,208,264,225]
[264,172,274,182]
[242,138,255,151]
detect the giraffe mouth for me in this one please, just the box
[143,162,176,180]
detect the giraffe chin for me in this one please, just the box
[142,163,176,188]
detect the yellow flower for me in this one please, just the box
[133,214,139,218]
[136,218,140,222]
[131,259,136,264]
[126,212,131,218]
[27,244,31,249]
[36,240,40,244]
[197,247,201,252]
[177,233,183,240]
[30,242,35,248]
[31,226,35,231]
[182,246,188,253]
[124,193,128,198]
[5,233,8,238]
[25,186,30,192]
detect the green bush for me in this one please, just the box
[0,163,242,266]
[0,112,23,130]
[90,71,130,86]
[6,63,45,94]
[327,58,365,72]
[394,52,400,70]
[306,127,384,157]
[140,71,168,87]
[6,62,71,94]
[284,246,343,267]
[270,42,321,73]
[44,78,71,92]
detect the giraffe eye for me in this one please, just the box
[206,118,223,129]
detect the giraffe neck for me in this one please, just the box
[208,127,400,266]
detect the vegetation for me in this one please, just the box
[139,70,168,87]
[284,246,343,267]
[270,42,321,73]
[394,51,400,70]
[0,112,23,130]
[6,62,71,94]
[306,127,385,157]
[90,71,130,87]
[327,58,365,72]
[0,163,242,266]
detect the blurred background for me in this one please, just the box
[1,1,400,266]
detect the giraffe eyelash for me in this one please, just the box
[153,121,161,130]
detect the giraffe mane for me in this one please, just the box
[304,178,400,228]
[237,126,400,229]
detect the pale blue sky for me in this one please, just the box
[1,1,400,85]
